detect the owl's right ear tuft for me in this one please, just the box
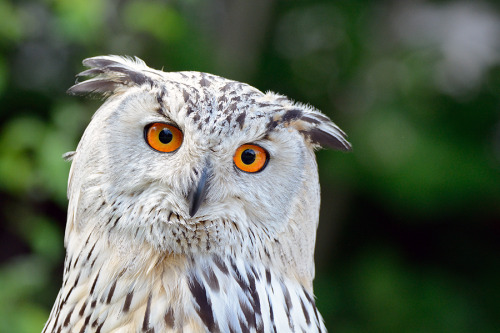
[67,55,154,97]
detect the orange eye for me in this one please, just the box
[233,144,269,173]
[145,123,183,153]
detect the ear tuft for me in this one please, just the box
[67,55,154,97]
[277,102,351,151]
[62,151,76,161]
[300,127,351,151]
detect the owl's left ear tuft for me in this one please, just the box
[62,151,76,161]
[67,55,153,97]
[277,103,352,151]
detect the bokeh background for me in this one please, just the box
[0,0,499,331]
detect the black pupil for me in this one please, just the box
[241,149,256,165]
[159,128,173,144]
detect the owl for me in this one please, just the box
[42,56,350,333]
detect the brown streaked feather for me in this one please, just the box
[67,80,122,96]
[303,127,351,151]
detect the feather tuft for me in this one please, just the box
[67,55,156,97]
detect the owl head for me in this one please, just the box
[65,56,350,286]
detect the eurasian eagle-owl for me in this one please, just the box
[43,56,351,333]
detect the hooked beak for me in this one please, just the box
[187,164,210,217]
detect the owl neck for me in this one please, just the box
[44,226,325,332]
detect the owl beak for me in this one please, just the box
[187,165,210,217]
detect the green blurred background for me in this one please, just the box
[0,0,499,331]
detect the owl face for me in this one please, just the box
[67,56,350,259]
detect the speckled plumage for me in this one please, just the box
[43,56,350,333]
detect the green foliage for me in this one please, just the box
[316,249,498,332]
[0,0,23,43]
[52,0,106,43]
[0,0,499,331]
[123,0,186,42]
[0,256,54,332]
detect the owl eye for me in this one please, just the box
[145,123,183,153]
[233,144,269,173]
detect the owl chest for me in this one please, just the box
[46,254,325,332]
